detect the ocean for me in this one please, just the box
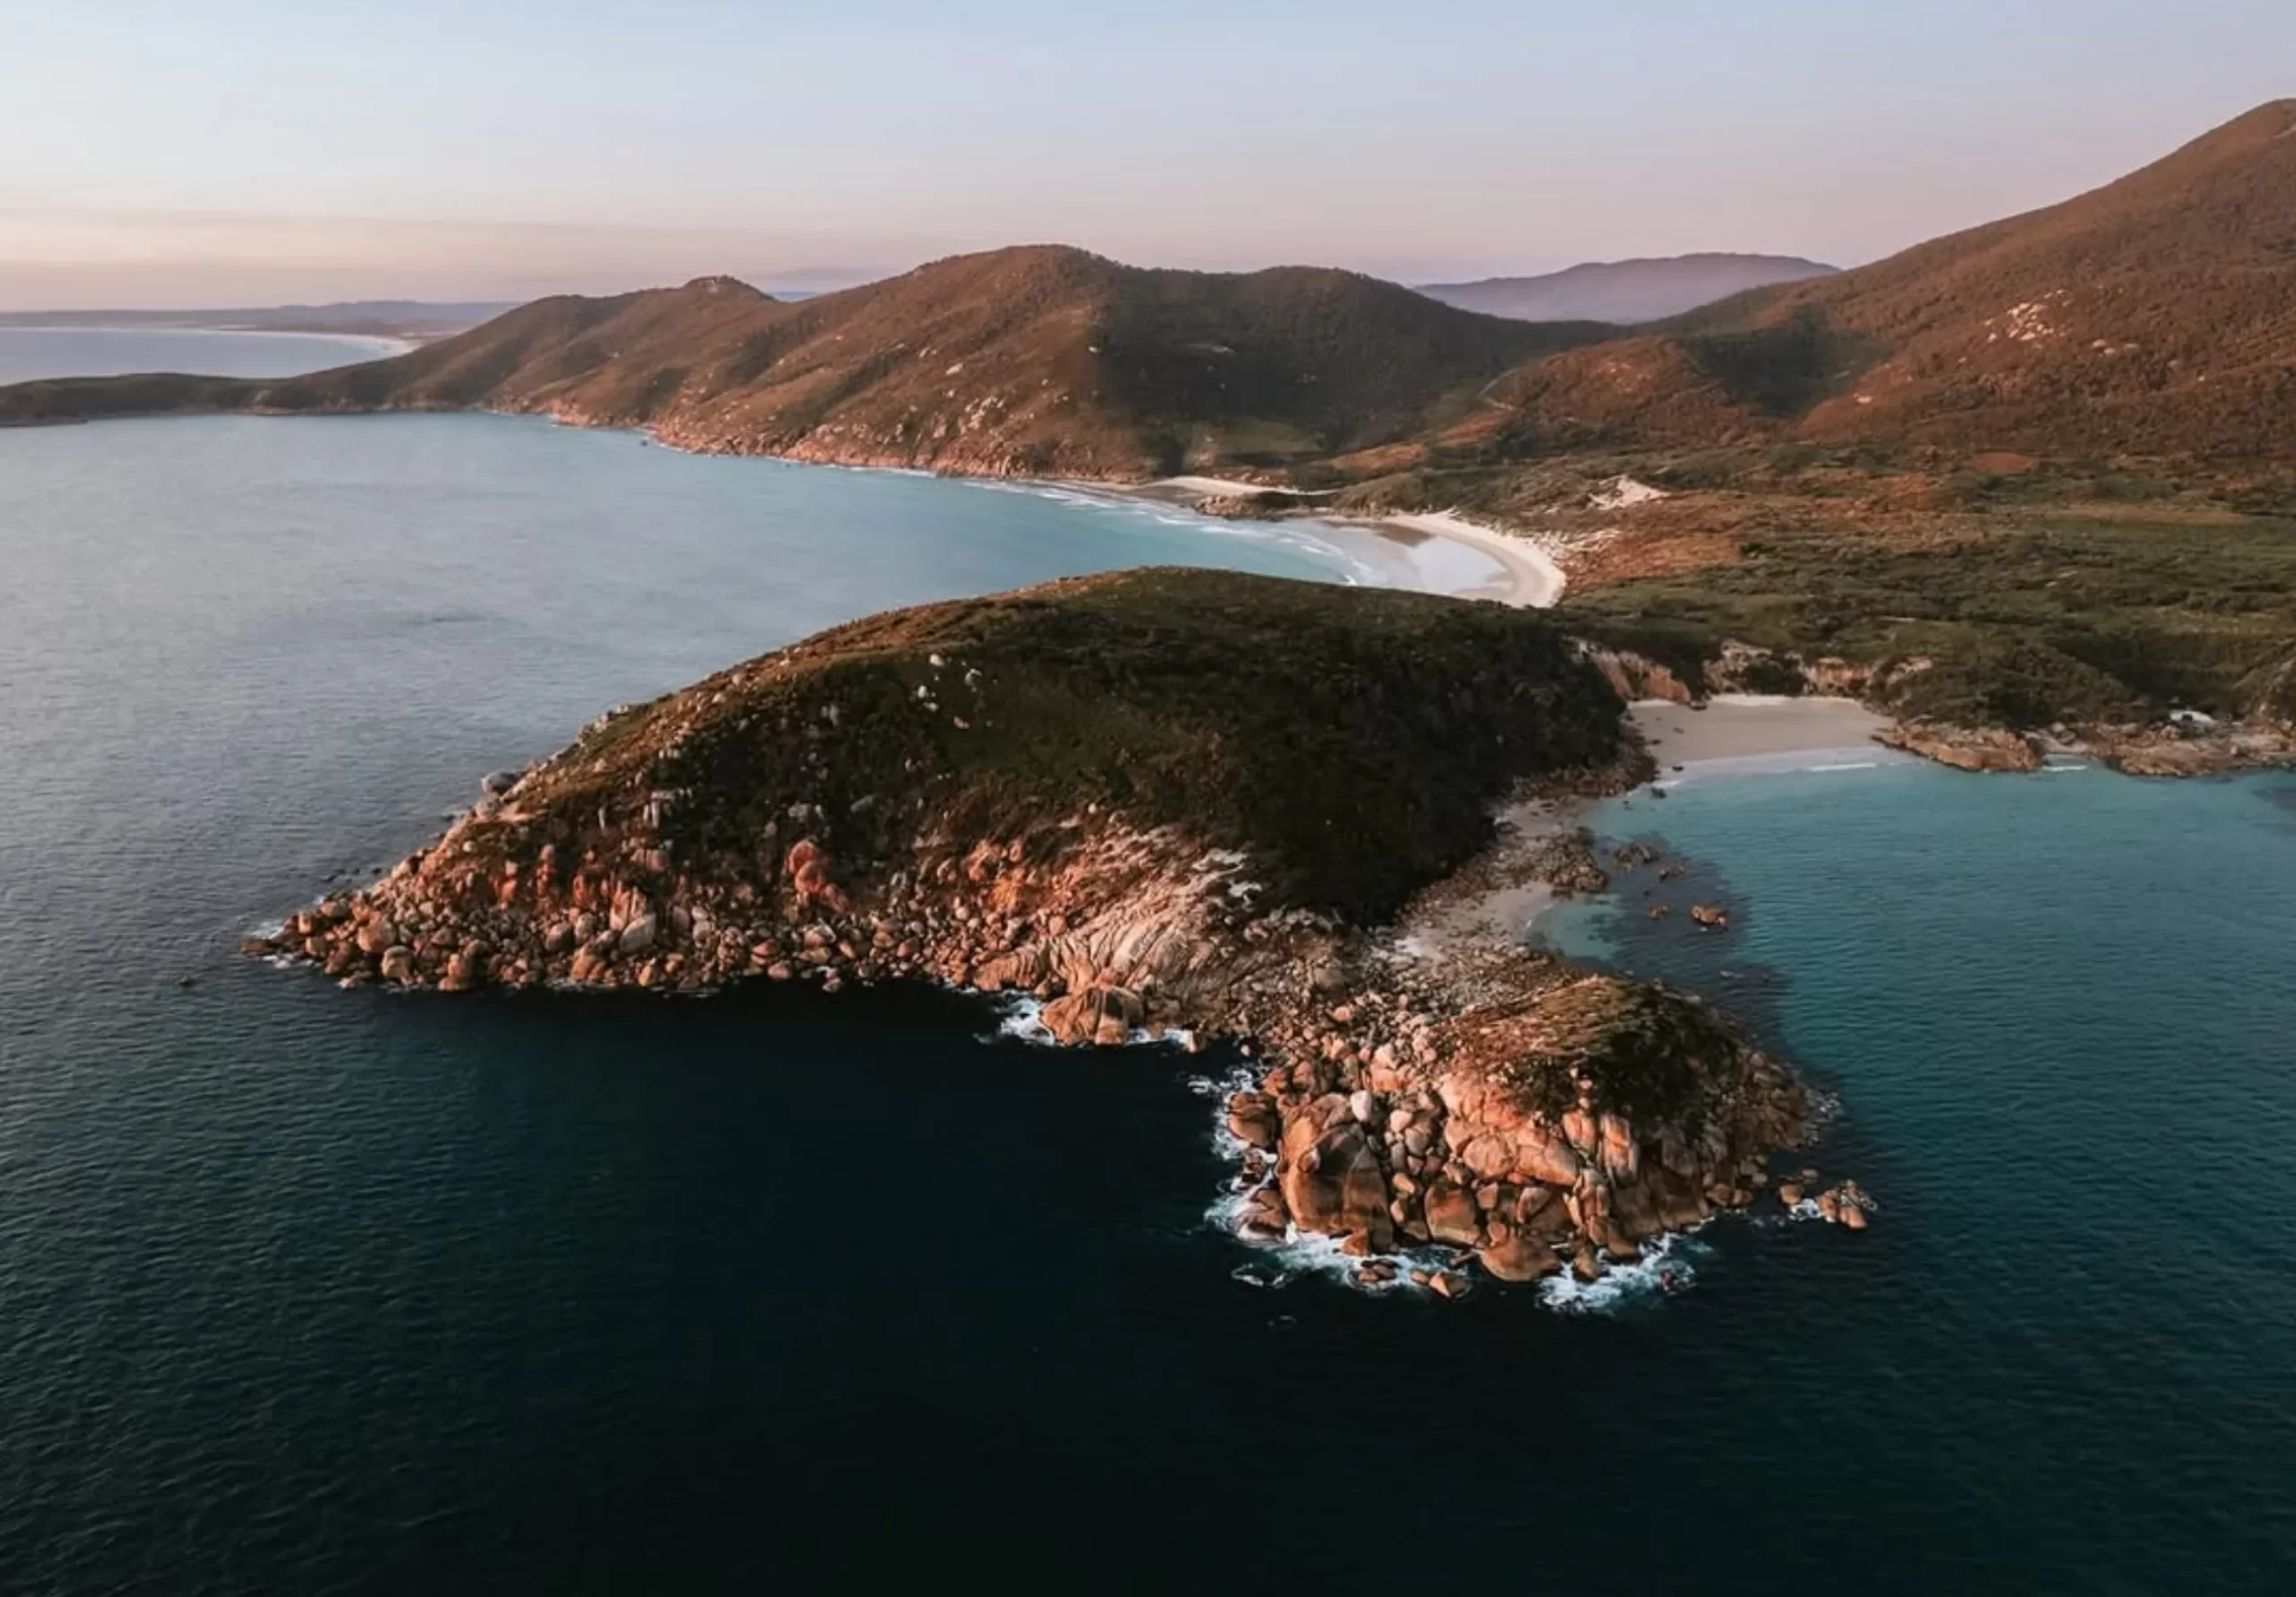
[0,327,403,386]
[0,340,2291,1592]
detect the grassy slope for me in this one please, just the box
[1413,101,2296,467]
[1556,501,2296,725]
[1313,104,2296,732]
[494,568,1627,923]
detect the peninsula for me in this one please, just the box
[252,570,1819,1289]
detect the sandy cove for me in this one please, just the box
[1404,696,1900,959]
[1634,696,1898,768]
[1128,476,1568,609]
[1367,510,1567,609]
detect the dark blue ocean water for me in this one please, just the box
[1,398,2291,1593]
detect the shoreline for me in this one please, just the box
[252,569,1818,1300]
[11,399,2283,778]
[1423,697,1907,958]
[1631,695,1898,771]
[1121,475,1566,609]
[1362,509,1566,609]
[0,324,418,359]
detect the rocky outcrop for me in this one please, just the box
[2073,720,2296,777]
[1194,490,1309,520]
[1584,647,1697,706]
[1583,641,1900,709]
[250,569,1815,1296]
[1880,721,2045,772]
[1881,716,2296,777]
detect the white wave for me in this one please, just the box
[1534,1229,1711,1313]
[983,992,1195,1051]
[1208,1184,1466,1297]
[987,994,1055,1046]
[952,474,1390,588]
[1192,1033,1748,1306]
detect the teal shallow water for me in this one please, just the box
[0,397,2291,1591]
[1544,758,2296,1585]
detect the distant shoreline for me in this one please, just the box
[1112,474,1567,609]
[0,324,418,358]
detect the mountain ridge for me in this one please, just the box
[0,246,1599,478]
[1435,100,2296,463]
[1417,254,1838,325]
[5,104,2295,477]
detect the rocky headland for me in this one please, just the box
[1587,642,2295,777]
[253,569,1816,1292]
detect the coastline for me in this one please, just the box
[13,395,2281,777]
[1120,474,1567,609]
[1422,696,1907,957]
[253,569,1816,1298]
[1362,509,1567,609]
[0,324,417,359]
[1633,695,1899,772]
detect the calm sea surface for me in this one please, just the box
[0,326,399,385]
[0,349,2291,1591]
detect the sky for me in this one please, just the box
[1,0,2290,308]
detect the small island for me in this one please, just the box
[254,569,1819,1290]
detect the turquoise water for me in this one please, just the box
[0,395,2290,1590]
[1544,757,2296,1587]
[0,325,399,383]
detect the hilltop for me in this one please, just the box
[0,247,1596,478]
[9,105,2296,751]
[1417,254,1837,325]
[1293,103,2296,751]
[360,567,1633,925]
[13,106,2292,476]
[1428,101,2296,464]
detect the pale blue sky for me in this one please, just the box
[1,0,2288,306]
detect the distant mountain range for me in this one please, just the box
[6,102,2295,473]
[1416,255,1838,325]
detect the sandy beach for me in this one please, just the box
[1633,695,1896,767]
[1134,476,1566,609]
[20,324,422,359]
[1407,697,1904,951]
[1144,474,1337,501]
[1367,510,1565,608]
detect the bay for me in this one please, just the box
[0,378,2289,1592]
[0,326,402,385]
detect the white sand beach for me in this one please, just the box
[1133,478,1565,609]
[1371,510,1565,609]
[1143,474,1338,500]
[1632,695,1896,767]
